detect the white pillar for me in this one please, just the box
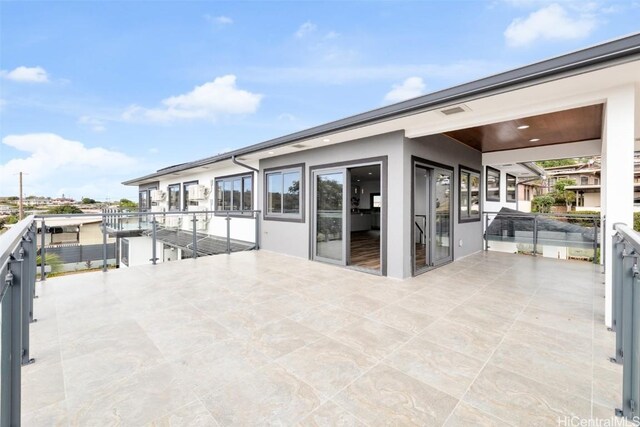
[603,85,636,327]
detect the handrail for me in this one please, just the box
[483,211,600,219]
[0,216,36,296]
[34,209,262,219]
[610,222,640,422]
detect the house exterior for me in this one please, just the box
[124,34,640,328]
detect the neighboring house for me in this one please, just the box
[124,34,639,327]
[534,154,640,212]
[516,180,544,213]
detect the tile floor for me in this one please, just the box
[21,250,632,426]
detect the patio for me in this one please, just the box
[22,250,624,426]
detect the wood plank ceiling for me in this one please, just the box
[443,104,603,153]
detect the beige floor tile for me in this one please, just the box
[21,398,69,427]
[518,306,593,338]
[330,317,412,360]
[334,293,388,316]
[443,402,513,426]
[419,319,503,362]
[297,400,366,427]
[251,318,325,359]
[214,303,283,338]
[593,365,622,409]
[366,303,436,335]
[445,303,516,334]
[385,336,485,399]
[21,361,66,414]
[146,317,231,360]
[290,304,364,334]
[395,292,460,318]
[464,365,591,427]
[201,363,321,425]
[149,399,218,426]
[278,337,377,398]
[333,363,458,426]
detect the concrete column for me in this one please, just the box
[603,84,636,327]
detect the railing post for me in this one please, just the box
[101,214,108,272]
[28,223,37,320]
[533,215,538,257]
[151,214,158,265]
[192,213,198,259]
[226,212,231,254]
[40,217,46,281]
[18,240,35,366]
[4,258,22,426]
[617,255,640,420]
[254,211,260,250]
[611,235,625,365]
[593,217,599,264]
[484,214,489,251]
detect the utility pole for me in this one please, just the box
[19,171,24,220]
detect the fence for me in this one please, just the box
[482,210,600,263]
[611,223,640,422]
[0,216,37,426]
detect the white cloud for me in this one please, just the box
[78,116,106,132]
[295,21,317,38]
[0,66,49,83]
[205,14,233,25]
[384,77,426,103]
[0,133,139,199]
[122,75,262,123]
[504,3,596,47]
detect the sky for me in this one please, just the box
[1,0,639,201]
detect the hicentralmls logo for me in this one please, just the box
[558,415,640,427]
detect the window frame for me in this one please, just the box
[485,166,501,202]
[458,165,481,223]
[214,172,254,215]
[182,180,199,211]
[167,183,181,211]
[505,173,517,203]
[263,163,305,223]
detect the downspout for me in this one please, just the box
[232,155,258,173]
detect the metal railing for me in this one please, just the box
[611,223,640,422]
[482,211,600,263]
[0,216,38,426]
[36,209,261,281]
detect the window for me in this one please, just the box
[595,178,600,185]
[139,190,149,211]
[183,181,198,210]
[167,184,180,211]
[486,167,500,202]
[581,176,589,186]
[215,174,253,212]
[265,165,304,221]
[524,187,531,201]
[459,166,480,222]
[506,174,516,202]
[577,192,585,207]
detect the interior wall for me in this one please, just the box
[404,134,484,274]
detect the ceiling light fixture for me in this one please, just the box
[268,151,274,154]
[368,172,373,175]
[323,138,331,143]
[517,125,530,130]
[529,138,540,142]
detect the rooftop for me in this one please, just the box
[23,250,621,425]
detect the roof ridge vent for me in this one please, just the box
[439,104,470,116]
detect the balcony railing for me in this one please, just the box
[483,210,601,263]
[36,209,261,280]
[611,222,640,422]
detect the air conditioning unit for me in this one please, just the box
[164,215,181,228]
[188,185,210,201]
[150,190,166,202]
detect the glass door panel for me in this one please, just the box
[434,169,452,265]
[315,170,345,264]
[414,166,430,272]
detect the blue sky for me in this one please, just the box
[1,0,639,201]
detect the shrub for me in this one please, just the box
[35,253,63,274]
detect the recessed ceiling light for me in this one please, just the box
[268,151,274,154]
[368,172,373,175]
[517,125,530,130]
[529,138,540,142]
[322,138,330,143]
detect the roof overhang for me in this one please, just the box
[123,33,640,187]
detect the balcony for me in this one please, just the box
[20,249,627,425]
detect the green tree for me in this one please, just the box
[46,205,83,214]
[531,194,554,213]
[81,197,97,204]
[119,198,138,210]
[536,158,577,168]
[550,178,576,210]
[36,253,63,274]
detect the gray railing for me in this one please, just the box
[36,209,261,280]
[482,211,600,263]
[0,216,38,426]
[611,223,640,422]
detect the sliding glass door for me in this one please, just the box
[413,160,453,274]
[313,169,347,265]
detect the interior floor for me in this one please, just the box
[349,230,380,271]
